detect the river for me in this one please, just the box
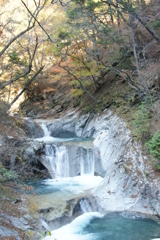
[26,121,160,240]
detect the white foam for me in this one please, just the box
[35,136,74,143]
[43,212,104,240]
[42,176,103,194]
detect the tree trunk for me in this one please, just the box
[130,15,143,87]
[9,66,44,107]
[131,11,160,42]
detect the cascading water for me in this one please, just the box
[38,123,70,178]
[40,123,95,178]
[56,145,69,178]
[45,143,69,178]
[41,123,51,136]
[80,199,92,213]
[80,148,94,176]
[28,121,160,240]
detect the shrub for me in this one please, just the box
[145,131,160,169]
[132,104,150,141]
[0,164,17,181]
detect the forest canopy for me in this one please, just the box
[0,0,160,112]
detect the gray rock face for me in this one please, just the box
[22,109,159,216]
[0,213,34,240]
[9,216,31,231]
[22,140,44,164]
[0,226,20,240]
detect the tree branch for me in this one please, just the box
[0,0,45,57]
[101,0,160,42]
[9,66,44,107]
[59,59,97,101]
[0,36,39,89]
[0,24,35,57]
[21,0,54,43]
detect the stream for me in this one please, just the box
[26,121,160,240]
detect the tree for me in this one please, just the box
[50,0,160,95]
[0,0,53,111]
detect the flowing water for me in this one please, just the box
[29,122,160,240]
[43,212,160,240]
[27,122,101,222]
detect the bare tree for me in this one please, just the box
[0,0,50,110]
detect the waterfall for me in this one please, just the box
[39,122,94,178]
[80,148,94,176]
[41,123,51,136]
[30,122,105,240]
[56,146,69,178]
[80,199,92,213]
[45,144,69,178]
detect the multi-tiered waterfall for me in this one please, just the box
[28,122,160,240]
[38,123,95,178]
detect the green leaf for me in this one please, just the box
[29,230,34,236]
[37,232,44,238]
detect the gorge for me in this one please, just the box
[21,108,160,239]
[1,0,160,239]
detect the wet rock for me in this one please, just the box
[51,130,77,138]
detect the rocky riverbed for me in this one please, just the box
[1,108,160,239]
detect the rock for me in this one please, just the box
[1,214,32,231]
[12,198,22,204]
[26,108,160,216]
[23,119,43,138]
[22,140,44,165]
[0,226,20,240]
[54,105,62,111]
[24,214,36,224]
[27,110,35,117]
[52,109,157,214]
[37,208,54,213]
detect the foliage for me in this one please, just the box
[37,230,51,239]
[0,164,17,182]
[8,50,25,65]
[132,104,150,141]
[71,88,84,98]
[152,19,160,29]
[145,131,160,169]
[58,28,69,40]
